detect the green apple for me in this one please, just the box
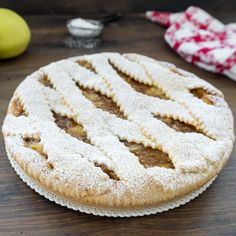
[0,8,31,59]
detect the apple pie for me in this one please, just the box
[2,53,234,209]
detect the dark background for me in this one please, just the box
[1,0,236,15]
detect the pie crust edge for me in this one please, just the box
[5,141,232,209]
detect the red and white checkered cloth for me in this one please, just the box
[146,6,236,81]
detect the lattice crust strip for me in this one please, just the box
[124,53,233,140]
[2,52,234,208]
[79,54,225,171]
[43,86,155,147]
[59,60,197,125]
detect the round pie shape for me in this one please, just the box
[2,52,234,210]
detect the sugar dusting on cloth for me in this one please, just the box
[146,6,236,81]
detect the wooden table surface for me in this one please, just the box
[0,13,236,236]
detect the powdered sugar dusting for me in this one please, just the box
[2,52,234,205]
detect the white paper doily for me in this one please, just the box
[9,157,217,217]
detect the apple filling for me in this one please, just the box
[39,75,53,88]
[23,137,48,160]
[190,88,214,105]
[94,163,120,180]
[77,60,96,73]
[77,60,125,118]
[53,112,90,143]
[156,115,199,133]
[109,62,168,99]
[122,141,174,169]
[11,99,27,117]
[79,86,126,119]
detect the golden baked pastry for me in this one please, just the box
[2,53,234,209]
